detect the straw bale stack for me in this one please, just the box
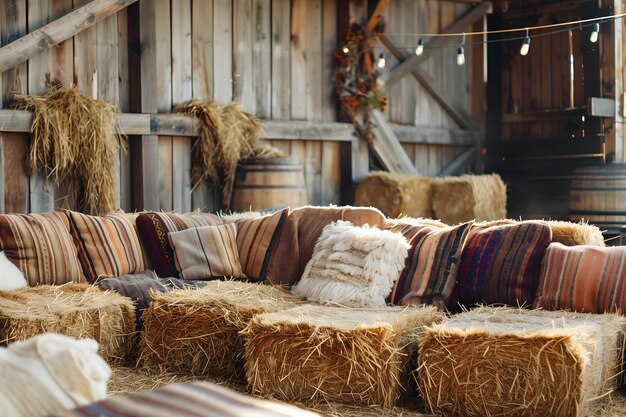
[418,307,626,417]
[140,280,304,380]
[0,283,135,362]
[355,172,433,219]
[431,174,506,224]
[243,304,444,407]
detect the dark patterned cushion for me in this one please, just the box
[452,221,552,309]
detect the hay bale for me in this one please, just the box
[544,220,605,246]
[0,283,135,362]
[418,307,626,417]
[243,304,444,407]
[140,280,304,380]
[355,172,433,219]
[431,174,506,224]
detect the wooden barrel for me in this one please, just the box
[230,157,308,211]
[569,163,626,233]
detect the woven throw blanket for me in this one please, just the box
[50,381,320,417]
[97,271,207,331]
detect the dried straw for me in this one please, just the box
[544,220,605,246]
[140,280,304,380]
[0,283,135,362]
[243,304,444,408]
[431,174,507,224]
[418,307,626,417]
[175,100,273,207]
[355,172,433,219]
[12,86,124,215]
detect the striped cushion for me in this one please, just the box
[236,208,288,281]
[51,381,320,417]
[388,221,472,308]
[0,212,85,286]
[136,212,224,278]
[66,210,145,282]
[453,221,552,309]
[534,243,626,313]
[169,223,246,280]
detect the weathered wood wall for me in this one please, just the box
[0,0,481,214]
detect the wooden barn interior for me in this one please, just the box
[1,0,626,416]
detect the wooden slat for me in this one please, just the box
[370,109,417,174]
[380,1,492,86]
[437,147,476,176]
[0,0,138,74]
[271,0,290,119]
[213,0,233,104]
[253,0,271,118]
[117,7,131,211]
[233,0,253,111]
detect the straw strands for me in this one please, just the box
[544,220,605,246]
[174,100,281,207]
[431,174,507,224]
[12,86,124,215]
[139,280,304,380]
[418,307,626,417]
[0,283,135,362]
[243,304,444,407]
[355,172,433,219]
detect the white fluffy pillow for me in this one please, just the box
[292,220,409,307]
[0,251,27,290]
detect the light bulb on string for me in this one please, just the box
[457,33,466,66]
[415,39,424,56]
[342,46,349,54]
[590,22,600,43]
[377,53,386,68]
[520,28,530,55]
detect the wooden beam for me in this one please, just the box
[437,147,477,176]
[379,34,477,130]
[0,0,138,74]
[380,1,492,86]
[367,0,390,32]
[369,109,417,174]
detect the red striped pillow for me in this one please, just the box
[534,243,626,313]
[235,208,288,281]
[388,221,473,308]
[168,223,246,280]
[0,212,85,286]
[136,212,224,278]
[453,221,552,309]
[66,210,145,282]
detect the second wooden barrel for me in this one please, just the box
[230,157,308,211]
[569,163,626,233]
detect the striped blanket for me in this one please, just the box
[49,381,319,417]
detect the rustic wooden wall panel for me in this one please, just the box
[0,0,478,214]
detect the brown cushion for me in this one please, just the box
[135,212,224,277]
[264,206,386,285]
[169,223,246,280]
[66,209,145,282]
[0,212,85,286]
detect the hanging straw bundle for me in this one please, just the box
[12,86,124,215]
[175,100,284,208]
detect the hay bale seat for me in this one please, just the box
[355,171,433,219]
[0,283,135,362]
[243,304,444,408]
[140,280,304,380]
[431,174,506,224]
[418,307,626,417]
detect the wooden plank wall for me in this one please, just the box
[0,0,477,214]
[382,0,472,176]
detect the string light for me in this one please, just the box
[377,53,386,68]
[342,46,349,54]
[457,33,465,66]
[520,28,530,55]
[415,39,424,56]
[590,22,600,42]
